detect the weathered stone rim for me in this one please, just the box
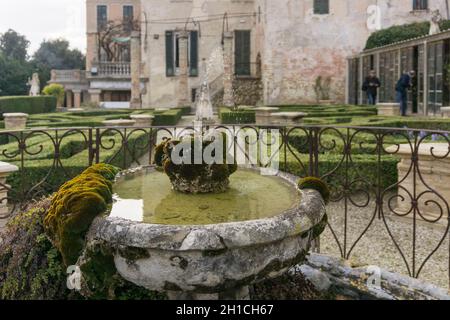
[90,166,326,251]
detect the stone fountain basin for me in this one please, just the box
[88,168,326,295]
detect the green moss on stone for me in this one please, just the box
[154,136,237,194]
[0,199,80,300]
[44,163,120,266]
[298,177,331,204]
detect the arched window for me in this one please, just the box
[314,0,329,15]
[413,0,428,11]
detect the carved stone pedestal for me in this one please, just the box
[377,103,400,116]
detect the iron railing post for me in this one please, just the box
[95,128,100,164]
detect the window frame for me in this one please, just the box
[313,0,330,15]
[412,0,428,11]
[97,5,108,31]
[123,5,134,20]
[166,31,199,77]
[234,30,251,76]
[123,5,134,31]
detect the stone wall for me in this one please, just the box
[299,253,450,300]
[233,77,263,107]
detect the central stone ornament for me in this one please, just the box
[83,132,327,300]
[154,134,237,194]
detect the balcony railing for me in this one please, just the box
[93,62,131,78]
[50,70,87,83]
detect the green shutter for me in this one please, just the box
[166,31,175,77]
[189,31,199,77]
[314,0,329,14]
[235,31,251,76]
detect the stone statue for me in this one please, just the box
[429,10,442,35]
[27,73,40,96]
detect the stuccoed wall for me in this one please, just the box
[259,0,447,105]
[140,0,258,108]
[83,0,449,107]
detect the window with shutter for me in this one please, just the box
[189,31,199,77]
[313,0,329,15]
[123,5,134,31]
[166,31,175,77]
[97,5,108,31]
[235,30,251,76]
[166,31,199,78]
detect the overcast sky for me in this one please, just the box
[0,0,86,54]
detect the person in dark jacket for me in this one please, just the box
[396,71,412,116]
[362,70,381,105]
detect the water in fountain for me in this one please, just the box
[111,168,300,225]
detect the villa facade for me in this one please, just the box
[50,0,449,109]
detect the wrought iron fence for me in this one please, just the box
[0,124,448,289]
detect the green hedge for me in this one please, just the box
[283,152,399,194]
[365,20,450,50]
[0,96,57,117]
[178,106,192,116]
[153,109,183,126]
[219,107,256,124]
[4,130,150,203]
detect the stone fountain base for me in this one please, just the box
[87,168,326,300]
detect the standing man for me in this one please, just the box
[396,71,412,116]
[362,70,381,105]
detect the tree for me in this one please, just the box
[0,52,32,96]
[32,39,85,86]
[0,29,30,62]
[42,84,65,107]
[97,20,139,62]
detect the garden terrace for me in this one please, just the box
[0,119,449,292]
[0,105,450,287]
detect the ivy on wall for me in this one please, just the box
[365,20,450,50]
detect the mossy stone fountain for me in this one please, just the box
[88,136,327,300]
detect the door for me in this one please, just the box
[401,47,420,114]
[235,30,251,76]
[379,50,398,103]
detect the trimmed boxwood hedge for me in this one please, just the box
[4,130,150,203]
[153,109,183,126]
[283,152,399,194]
[0,96,57,117]
[219,107,256,124]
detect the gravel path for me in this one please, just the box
[319,194,449,290]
